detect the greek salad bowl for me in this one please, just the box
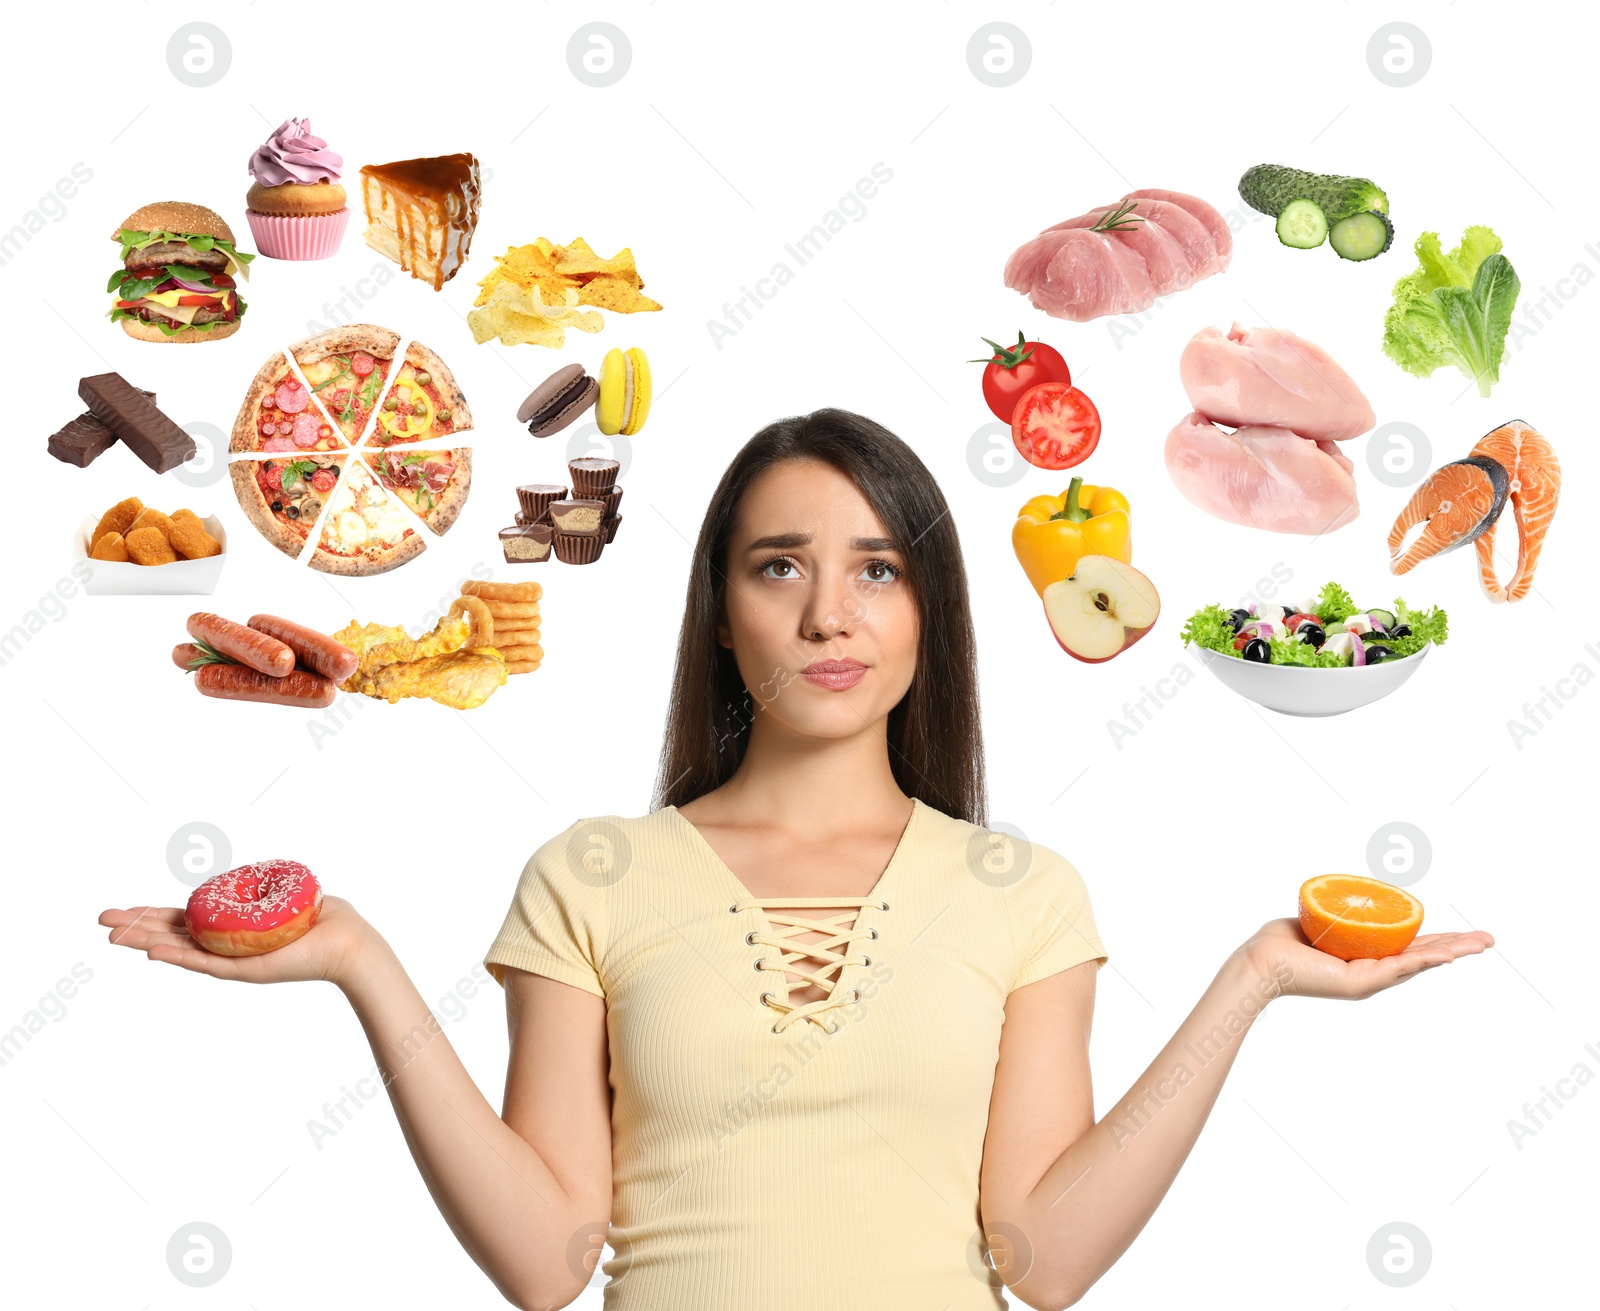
[1181,582,1446,717]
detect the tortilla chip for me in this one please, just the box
[577,276,662,313]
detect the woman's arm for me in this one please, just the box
[100,898,611,1311]
[980,918,1493,1310]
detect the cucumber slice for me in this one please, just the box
[1275,199,1328,249]
[1367,608,1397,631]
[1329,210,1394,261]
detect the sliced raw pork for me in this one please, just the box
[1003,226,1156,321]
[1165,413,1360,536]
[1180,324,1375,442]
[1005,187,1229,321]
[1125,189,1234,264]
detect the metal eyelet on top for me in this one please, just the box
[846,988,861,1003]
[745,930,758,945]
[728,903,740,913]
[867,928,878,940]
[771,1022,783,1034]
[753,959,765,972]
[861,955,872,967]
[879,901,890,911]
[760,992,775,1007]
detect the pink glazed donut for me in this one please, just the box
[185,859,323,956]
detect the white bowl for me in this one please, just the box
[1196,644,1432,717]
[75,513,228,596]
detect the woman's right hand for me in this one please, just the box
[98,895,374,989]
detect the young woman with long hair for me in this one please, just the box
[101,408,1492,1310]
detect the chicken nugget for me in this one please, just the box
[461,579,543,603]
[169,515,222,560]
[484,599,541,620]
[170,508,201,527]
[90,531,130,562]
[91,497,143,548]
[128,508,175,543]
[125,526,176,565]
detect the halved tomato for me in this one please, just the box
[1011,383,1101,470]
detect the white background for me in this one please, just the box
[4,2,1595,1306]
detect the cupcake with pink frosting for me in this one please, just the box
[245,118,349,260]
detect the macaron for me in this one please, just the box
[518,363,598,438]
[596,347,651,437]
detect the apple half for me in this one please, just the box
[1042,555,1160,663]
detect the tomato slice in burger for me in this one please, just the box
[176,294,223,306]
[1011,382,1101,470]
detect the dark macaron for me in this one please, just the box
[518,364,599,438]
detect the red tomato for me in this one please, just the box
[1010,383,1101,470]
[311,469,338,493]
[972,332,1071,422]
[1283,612,1320,633]
[176,294,222,306]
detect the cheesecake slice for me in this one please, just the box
[359,153,482,290]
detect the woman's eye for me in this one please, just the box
[861,561,899,583]
[761,558,797,579]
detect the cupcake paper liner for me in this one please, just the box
[246,208,350,261]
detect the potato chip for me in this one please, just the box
[470,237,661,346]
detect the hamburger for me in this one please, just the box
[108,201,254,343]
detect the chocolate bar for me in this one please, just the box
[78,374,195,474]
[47,389,155,467]
[500,523,553,564]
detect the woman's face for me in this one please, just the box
[718,459,920,741]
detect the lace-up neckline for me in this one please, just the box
[666,799,920,1034]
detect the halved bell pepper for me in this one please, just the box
[1012,476,1131,595]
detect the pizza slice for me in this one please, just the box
[365,341,473,448]
[229,454,345,560]
[309,458,426,576]
[231,352,345,454]
[363,447,473,534]
[291,325,400,446]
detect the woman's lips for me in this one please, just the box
[799,659,867,690]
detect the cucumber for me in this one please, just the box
[1239,165,1389,222]
[1329,210,1394,262]
[1275,199,1328,249]
[1366,608,1397,631]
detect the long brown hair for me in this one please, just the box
[653,408,986,825]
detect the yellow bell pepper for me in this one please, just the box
[1012,476,1132,595]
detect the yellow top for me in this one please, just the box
[484,798,1107,1310]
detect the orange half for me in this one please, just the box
[1298,874,1423,961]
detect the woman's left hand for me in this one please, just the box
[1239,918,1494,1001]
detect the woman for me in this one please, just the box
[101,409,1492,1310]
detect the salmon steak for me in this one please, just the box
[1388,455,1509,575]
[1469,421,1560,603]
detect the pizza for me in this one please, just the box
[229,454,344,560]
[228,326,473,576]
[365,447,473,534]
[291,325,399,446]
[231,352,344,454]
[309,459,426,576]
[366,341,473,447]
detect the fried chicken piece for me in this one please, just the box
[367,647,507,709]
[330,615,478,698]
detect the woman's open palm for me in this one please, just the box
[98,895,369,987]
[1244,917,1495,1001]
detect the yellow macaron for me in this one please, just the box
[596,347,651,437]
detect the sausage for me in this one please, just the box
[172,642,205,672]
[246,614,359,683]
[194,663,337,708]
[186,612,294,677]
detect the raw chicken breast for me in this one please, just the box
[1003,226,1156,321]
[1179,324,1376,442]
[1165,412,1360,535]
[1125,189,1234,265]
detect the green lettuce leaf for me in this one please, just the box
[1268,635,1347,668]
[1382,227,1520,396]
[1180,603,1238,656]
[1389,599,1448,656]
[1315,582,1360,623]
